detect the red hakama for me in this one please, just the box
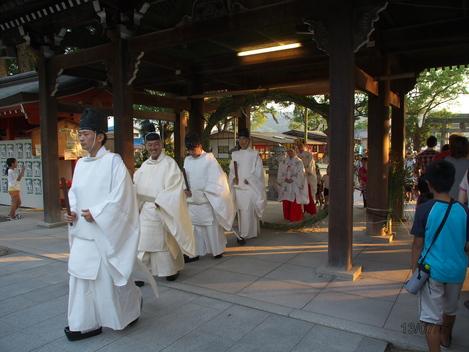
[303,185,317,215]
[282,200,303,221]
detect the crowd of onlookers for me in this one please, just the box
[405,135,469,204]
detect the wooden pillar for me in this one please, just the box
[188,78,204,136]
[38,54,61,223]
[0,59,8,77]
[391,92,405,220]
[174,111,187,166]
[235,96,251,131]
[189,98,204,135]
[367,81,390,235]
[327,2,354,270]
[112,38,134,173]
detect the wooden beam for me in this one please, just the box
[132,110,175,122]
[58,102,175,121]
[50,43,112,71]
[129,0,303,53]
[133,91,190,110]
[189,80,330,99]
[356,68,400,107]
[387,91,400,109]
[355,68,378,96]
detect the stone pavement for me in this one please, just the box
[0,198,468,352]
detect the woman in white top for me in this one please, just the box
[6,158,24,220]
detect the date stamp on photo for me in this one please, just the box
[401,321,425,335]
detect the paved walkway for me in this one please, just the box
[0,197,468,352]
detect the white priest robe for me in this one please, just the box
[277,156,309,204]
[184,151,235,256]
[229,148,267,239]
[133,152,196,277]
[67,147,141,332]
[297,150,317,199]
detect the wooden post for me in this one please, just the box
[38,54,61,223]
[304,107,308,143]
[112,37,134,173]
[237,96,251,131]
[189,98,204,136]
[367,81,390,235]
[391,92,405,221]
[174,111,187,166]
[327,3,354,270]
[0,59,8,77]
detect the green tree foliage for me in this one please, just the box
[6,59,18,75]
[250,101,279,130]
[202,92,329,148]
[286,93,367,133]
[288,105,327,132]
[406,67,469,150]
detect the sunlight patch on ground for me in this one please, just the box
[0,255,43,263]
[225,245,329,252]
[43,253,69,260]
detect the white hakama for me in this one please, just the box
[134,153,196,277]
[229,148,267,239]
[68,262,141,331]
[184,152,235,257]
[67,147,146,332]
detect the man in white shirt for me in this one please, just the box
[134,122,195,282]
[183,133,235,258]
[229,128,266,244]
[63,109,142,341]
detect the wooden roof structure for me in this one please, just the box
[2,0,468,271]
[1,1,468,96]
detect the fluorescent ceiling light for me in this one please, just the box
[237,43,301,57]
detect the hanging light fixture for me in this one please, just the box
[237,42,301,57]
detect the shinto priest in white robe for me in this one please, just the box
[184,151,235,256]
[133,152,196,276]
[229,148,267,239]
[67,147,142,332]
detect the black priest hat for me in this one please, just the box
[79,108,108,134]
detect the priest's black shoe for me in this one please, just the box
[184,255,200,263]
[166,272,179,281]
[134,280,145,287]
[64,326,102,341]
[214,253,223,259]
[237,238,246,246]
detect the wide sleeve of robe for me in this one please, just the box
[245,152,267,217]
[203,153,236,231]
[292,158,309,204]
[154,158,196,257]
[87,155,140,286]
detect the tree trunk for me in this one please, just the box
[413,127,422,151]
